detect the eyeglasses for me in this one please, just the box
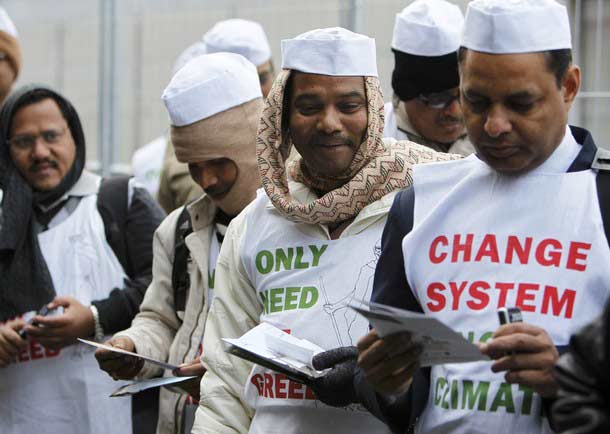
[417,90,460,109]
[7,128,67,150]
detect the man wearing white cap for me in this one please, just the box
[95,52,263,434]
[356,1,610,433]
[385,0,473,156]
[156,20,274,214]
[191,27,457,434]
[204,18,275,97]
[0,7,19,105]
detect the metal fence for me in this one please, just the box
[3,0,609,174]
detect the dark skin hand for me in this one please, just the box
[479,322,559,398]
[94,336,144,380]
[173,359,207,400]
[0,319,27,367]
[23,296,94,351]
[357,330,422,396]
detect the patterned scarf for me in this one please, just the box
[256,70,460,225]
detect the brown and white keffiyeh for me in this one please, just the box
[256,69,460,225]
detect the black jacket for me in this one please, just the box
[553,299,610,433]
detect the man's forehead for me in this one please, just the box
[12,98,65,125]
[461,51,551,87]
[291,72,366,97]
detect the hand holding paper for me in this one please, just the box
[357,329,422,396]
[350,301,487,366]
[92,337,145,380]
[222,323,326,384]
[172,359,206,399]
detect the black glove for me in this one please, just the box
[310,346,359,407]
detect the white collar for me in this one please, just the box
[36,170,100,213]
[530,125,580,174]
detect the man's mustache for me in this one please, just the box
[438,114,463,125]
[29,159,58,172]
[204,185,232,198]
[308,133,354,147]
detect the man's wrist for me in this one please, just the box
[89,305,105,341]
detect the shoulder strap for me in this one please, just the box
[594,148,610,247]
[597,176,610,249]
[172,205,193,314]
[97,175,134,277]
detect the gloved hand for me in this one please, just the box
[310,346,358,407]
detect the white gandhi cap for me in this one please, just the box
[392,0,464,57]
[0,7,17,38]
[281,27,378,77]
[462,0,572,54]
[162,52,262,127]
[203,19,271,67]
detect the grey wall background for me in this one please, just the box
[2,0,608,172]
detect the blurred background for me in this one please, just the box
[4,0,609,174]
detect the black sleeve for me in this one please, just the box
[371,188,422,312]
[92,186,166,334]
[355,188,430,434]
[552,301,610,433]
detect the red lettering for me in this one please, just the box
[29,340,44,360]
[264,373,274,398]
[474,234,500,263]
[429,236,449,264]
[566,242,591,272]
[495,282,515,308]
[288,379,304,399]
[305,385,316,400]
[515,283,539,312]
[17,347,29,362]
[542,286,576,319]
[467,281,490,310]
[275,373,288,399]
[45,347,60,358]
[251,374,264,396]
[449,281,468,310]
[505,236,533,264]
[426,282,446,312]
[451,234,474,263]
[535,239,562,267]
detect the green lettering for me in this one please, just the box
[466,331,475,343]
[309,244,328,267]
[480,332,494,343]
[490,383,515,413]
[284,287,300,311]
[269,288,284,313]
[294,247,309,269]
[435,378,447,406]
[260,290,269,314]
[441,382,450,409]
[450,380,459,409]
[298,286,318,309]
[208,269,215,289]
[519,385,534,415]
[461,380,489,411]
[255,250,273,274]
[275,248,294,272]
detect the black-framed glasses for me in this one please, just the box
[7,128,67,150]
[417,90,460,109]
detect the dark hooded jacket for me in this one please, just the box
[0,85,165,334]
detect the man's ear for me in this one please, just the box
[562,65,580,109]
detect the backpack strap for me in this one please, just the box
[594,148,610,247]
[97,175,133,277]
[172,205,193,314]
